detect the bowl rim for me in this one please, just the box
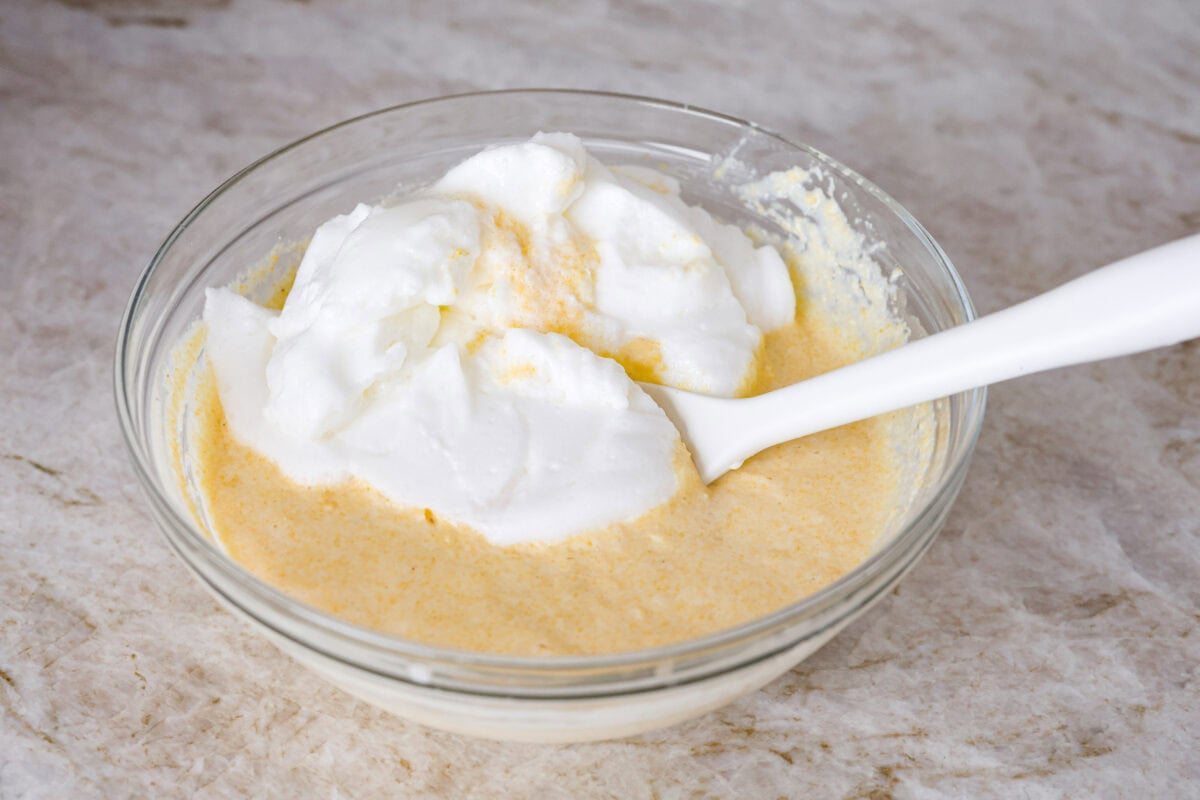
[115,88,986,686]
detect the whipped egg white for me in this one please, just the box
[203,133,796,544]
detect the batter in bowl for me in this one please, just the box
[174,134,931,656]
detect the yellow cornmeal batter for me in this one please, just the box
[191,301,907,656]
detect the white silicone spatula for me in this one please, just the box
[640,234,1200,484]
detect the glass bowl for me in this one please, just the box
[115,90,984,743]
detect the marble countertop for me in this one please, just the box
[3,1,1198,796]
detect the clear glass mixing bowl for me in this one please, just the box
[115,90,984,743]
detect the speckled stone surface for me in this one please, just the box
[2,1,1198,797]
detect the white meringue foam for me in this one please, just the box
[203,133,796,544]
